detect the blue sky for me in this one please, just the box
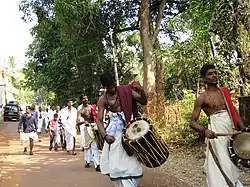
[0,0,36,69]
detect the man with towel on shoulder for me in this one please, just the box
[190,64,246,187]
[77,95,100,171]
[97,72,147,187]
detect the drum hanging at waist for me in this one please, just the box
[89,123,104,151]
[123,117,169,168]
[228,128,250,168]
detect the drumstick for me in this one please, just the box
[215,131,242,136]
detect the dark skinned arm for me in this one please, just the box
[237,111,247,131]
[76,110,85,126]
[18,115,24,132]
[131,81,147,105]
[190,95,217,139]
[34,117,38,131]
[97,97,115,144]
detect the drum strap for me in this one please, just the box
[208,142,235,187]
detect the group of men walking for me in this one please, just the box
[17,65,248,187]
[17,95,105,171]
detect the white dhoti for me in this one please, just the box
[37,118,43,133]
[45,118,49,131]
[61,107,77,151]
[100,112,143,186]
[85,141,100,167]
[80,125,85,148]
[20,132,38,147]
[204,110,243,187]
[65,130,75,151]
[84,124,100,167]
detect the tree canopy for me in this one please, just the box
[20,0,250,104]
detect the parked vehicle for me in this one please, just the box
[3,103,20,121]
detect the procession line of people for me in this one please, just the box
[17,98,105,172]
[17,65,248,187]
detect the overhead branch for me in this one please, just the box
[114,22,140,33]
[152,0,167,45]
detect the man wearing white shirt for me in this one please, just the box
[48,108,54,118]
[37,106,45,134]
[44,108,51,132]
[61,99,77,155]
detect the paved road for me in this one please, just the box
[0,121,188,187]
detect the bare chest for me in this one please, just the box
[202,91,226,114]
[80,106,92,119]
[105,93,121,112]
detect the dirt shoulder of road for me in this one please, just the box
[157,143,250,187]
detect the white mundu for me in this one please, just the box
[204,110,243,187]
[20,132,38,147]
[78,104,85,149]
[37,111,45,133]
[83,122,100,168]
[61,107,77,151]
[101,112,143,187]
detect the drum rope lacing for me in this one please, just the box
[122,117,169,168]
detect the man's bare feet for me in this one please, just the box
[29,151,33,155]
[23,147,27,153]
[67,150,76,155]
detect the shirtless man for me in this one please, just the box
[97,72,147,187]
[77,96,100,171]
[190,64,246,187]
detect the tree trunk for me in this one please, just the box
[139,0,155,114]
[154,39,165,127]
[140,0,155,94]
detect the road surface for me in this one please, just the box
[0,121,188,187]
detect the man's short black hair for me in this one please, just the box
[66,98,74,106]
[26,105,32,110]
[67,98,73,102]
[54,113,58,118]
[200,64,216,78]
[100,72,115,87]
[80,95,87,100]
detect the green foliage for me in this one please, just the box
[16,88,35,104]
[163,0,250,100]
[20,0,111,105]
[12,70,35,104]
[180,90,207,126]
[165,90,208,146]
[19,0,250,145]
[163,37,212,100]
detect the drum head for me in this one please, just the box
[126,119,150,141]
[232,132,250,160]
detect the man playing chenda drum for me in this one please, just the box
[97,72,147,187]
[190,64,246,187]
